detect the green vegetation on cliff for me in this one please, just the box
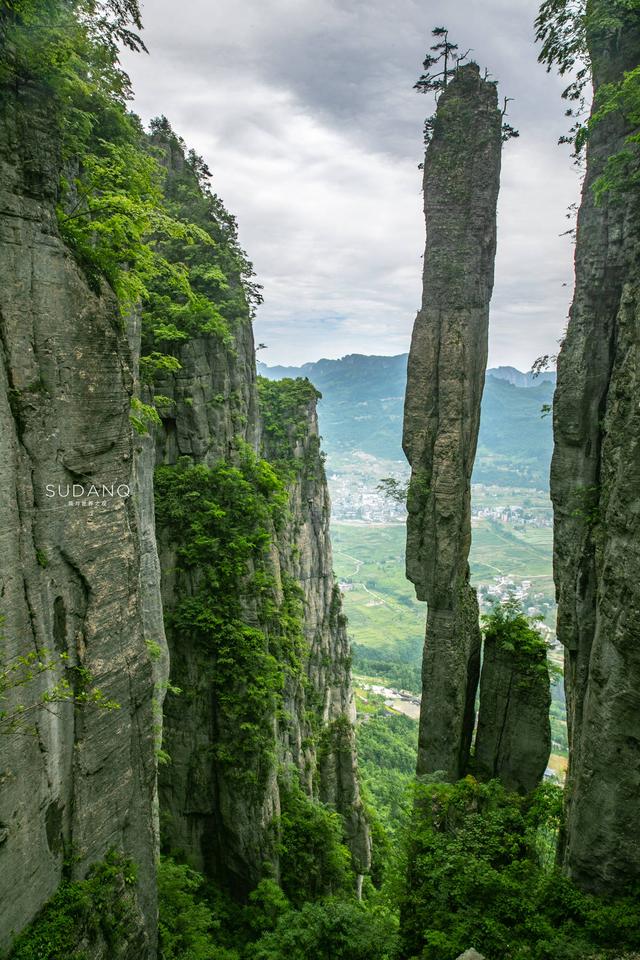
[155,450,305,789]
[276,777,353,904]
[537,0,640,198]
[155,776,395,959]
[157,859,239,960]
[1,0,259,393]
[257,377,321,454]
[4,2,640,959]
[481,597,552,683]
[141,117,261,366]
[257,376,325,486]
[7,852,140,960]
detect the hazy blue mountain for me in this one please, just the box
[488,365,556,389]
[258,354,555,489]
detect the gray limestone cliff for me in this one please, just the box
[150,138,370,894]
[154,362,371,895]
[474,633,551,794]
[0,76,367,958]
[402,64,502,781]
[260,383,371,876]
[0,84,165,955]
[550,3,640,893]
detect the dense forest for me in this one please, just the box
[0,1,639,959]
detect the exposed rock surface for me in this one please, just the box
[0,95,368,952]
[456,951,485,960]
[151,320,270,893]
[550,4,640,893]
[155,356,370,891]
[474,634,551,793]
[403,64,502,780]
[0,41,372,960]
[0,85,163,954]
[261,387,371,875]
[153,140,369,892]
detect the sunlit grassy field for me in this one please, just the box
[332,514,555,656]
[331,521,424,659]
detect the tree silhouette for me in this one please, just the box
[415,28,471,148]
[414,27,465,94]
[415,28,519,148]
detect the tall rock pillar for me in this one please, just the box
[403,63,502,780]
[550,2,640,893]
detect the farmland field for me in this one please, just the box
[332,493,567,771]
[332,495,555,662]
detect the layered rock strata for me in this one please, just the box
[550,3,640,893]
[403,63,502,780]
[0,84,163,955]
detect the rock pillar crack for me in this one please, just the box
[403,63,502,780]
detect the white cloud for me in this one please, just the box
[124,0,581,368]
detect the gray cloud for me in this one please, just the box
[123,0,580,368]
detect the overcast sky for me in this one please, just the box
[122,0,581,369]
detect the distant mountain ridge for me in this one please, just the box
[488,365,556,388]
[258,354,556,389]
[258,354,555,489]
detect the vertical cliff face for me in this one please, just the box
[155,362,370,895]
[258,379,371,875]
[0,84,163,955]
[153,141,369,893]
[153,338,269,894]
[0,94,368,951]
[474,635,551,794]
[550,5,640,893]
[403,64,502,780]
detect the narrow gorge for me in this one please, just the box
[1,3,640,959]
[148,130,370,898]
[0,13,368,956]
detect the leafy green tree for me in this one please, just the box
[398,776,640,960]
[414,27,461,94]
[536,0,640,196]
[58,134,214,309]
[157,858,239,960]
[251,897,398,960]
[357,712,417,838]
[414,27,465,146]
[242,879,290,939]
[414,26,518,146]
[481,595,555,683]
[141,118,262,368]
[2,0,261,413]
[276,776,353,904]
[7,851,140,960]
[376,477,408,504]
[1,616,119,735]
